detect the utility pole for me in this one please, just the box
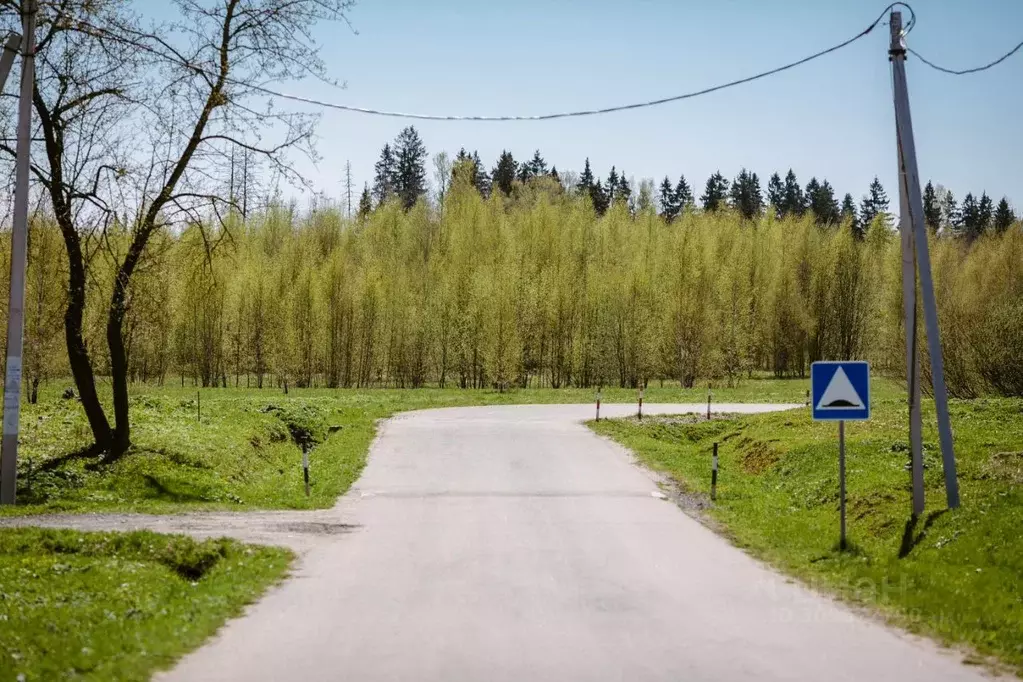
[1,0,37,505]
[890,11,959,510]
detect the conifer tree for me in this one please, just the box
[393,126,428,209]
[781,169,804,216]
[591,179,609,215]
[491,151,517,196]
[960,192,981,240]
[978,192,993,233]
[659,176,679,221]
[993,197,1016,233]
[941,190,960,231]
[840,193,858,234]
[471,151,491,197]
[674,174,693,211]
[859,177,889,229]
[578,158,595,199]
[923,181,941,232]
[528,150,548,177]
[372,143,397,204]
[767,172,784,217]
[701,171,729,212]
[357,184,372,219]
[729,169,762,220]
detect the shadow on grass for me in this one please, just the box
[898,509,949,558]
[37,443,103,473]
[142,474,214,503]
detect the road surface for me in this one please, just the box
[143,403,991,682]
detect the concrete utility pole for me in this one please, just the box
[890,11,959,510]
[1,0,37,505]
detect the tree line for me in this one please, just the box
[4,160,1021,406]
[364,127,1018,241]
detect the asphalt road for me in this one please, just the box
[157,403,993,682]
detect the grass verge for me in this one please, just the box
[0,527,291,681]
[4,377,882,515]
[590,397,1023,674]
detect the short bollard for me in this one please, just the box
[595,390,602,421]
[711,442,719,501]
[638,387,644,420]
[707,388,712,420]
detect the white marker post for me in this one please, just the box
[637,387,643,420]
[595,390,601,422]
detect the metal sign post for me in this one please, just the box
[890,11,960,510]
[812,361,870,551]
[838,421,846,550]
[0,2,36,506]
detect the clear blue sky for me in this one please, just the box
[166,0,1023,206]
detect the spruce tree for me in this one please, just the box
[806,178,839,225]
[729,168,761,220]
[781,169,804,216]
[767,172,784,217]
[674,174,692,211]
[357,183,372,219]
[393,126,428,210]
[993,198,1016,233]
[471,151,491,197]
[941,190,960,231]
[528,150,548,177]
[616,172,631,205]
[960,192,981,240]
[701,171,729,212]
[549,166,560,184]
[978,192,993,233]
[840,193,858,234]
[606,167,619,205]
[578,158,595,199]
[804,177,821,219]
[659,176,679,221]
[923,181,941,232]
[517,163,532,184]
[491,151,517,196]
[859,177,889,230]
[591,179,609,215]
[372,143,397,204]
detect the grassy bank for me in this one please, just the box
[590,397,1023,673]
[6,378,840,514]
[0,528,291,681]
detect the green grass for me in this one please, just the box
[590,396,1023,674]
[5,377,848,515]
[0,527,291,681]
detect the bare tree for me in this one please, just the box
[0,0,354,458]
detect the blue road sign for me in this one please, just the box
[811,361,870,421]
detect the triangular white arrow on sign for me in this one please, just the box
[816,367,864,409]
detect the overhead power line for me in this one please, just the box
[908,40,1023,75]
[76,3,1021,122]
[228,2,916,121]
